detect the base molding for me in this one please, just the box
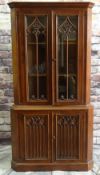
[11,160,93,172]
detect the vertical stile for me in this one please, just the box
[66,36,69,99]
[36,35,39,99]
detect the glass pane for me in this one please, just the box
[29,77,37,100]
[57,16,78,100]
[59,77,67,100]
[28,44,37,75]
[25,15,48,100]
[39,77,47,99]
[58,41,67,74]
[38,43,46,74]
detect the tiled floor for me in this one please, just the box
[0,144,94,175]
[0,144,11,175]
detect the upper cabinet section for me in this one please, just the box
[8,2,94,105]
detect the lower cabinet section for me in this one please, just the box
[11,106,93,171]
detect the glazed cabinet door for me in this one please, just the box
[11,110,52,163]
[52,110,87,163]
[15,9,52,104]
[52,9,85,105]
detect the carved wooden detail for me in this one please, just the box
[56,115,79,159]
[57,115,79,126]
[26,116,45,127]
[24,115,49,160]
[27,17,46,37]
[58,17,77,38]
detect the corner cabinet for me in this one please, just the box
[8,2,94,171]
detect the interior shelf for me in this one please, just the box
[28,73,47,77]
[27,42,46,45]
[58,74,76,77]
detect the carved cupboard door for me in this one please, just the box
[24,113,52,161]
[53,111,87,162]
[11,110,52,163]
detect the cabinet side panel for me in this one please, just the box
[79,111,87,161]
[11,9,20,104]
[11,110,26,161]
[84,8,92,104]
[87,106,93,160]
[11,109,19,161]
[18,113,25,160]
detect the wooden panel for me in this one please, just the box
[10,9,20,104]
[84,8,93,104]
[11,110,25,161]
[53,113,79,161]
[56,115,79,160]
[11,110,52,163]
[11,161,93,171]
[12,104,93,110]
[87,106,93,160]
[11,109,19,161]
[24,114,50,160]
[53,110,88,162]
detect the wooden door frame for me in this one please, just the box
[52,9,86,105]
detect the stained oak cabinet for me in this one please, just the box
[8,2,94,171]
